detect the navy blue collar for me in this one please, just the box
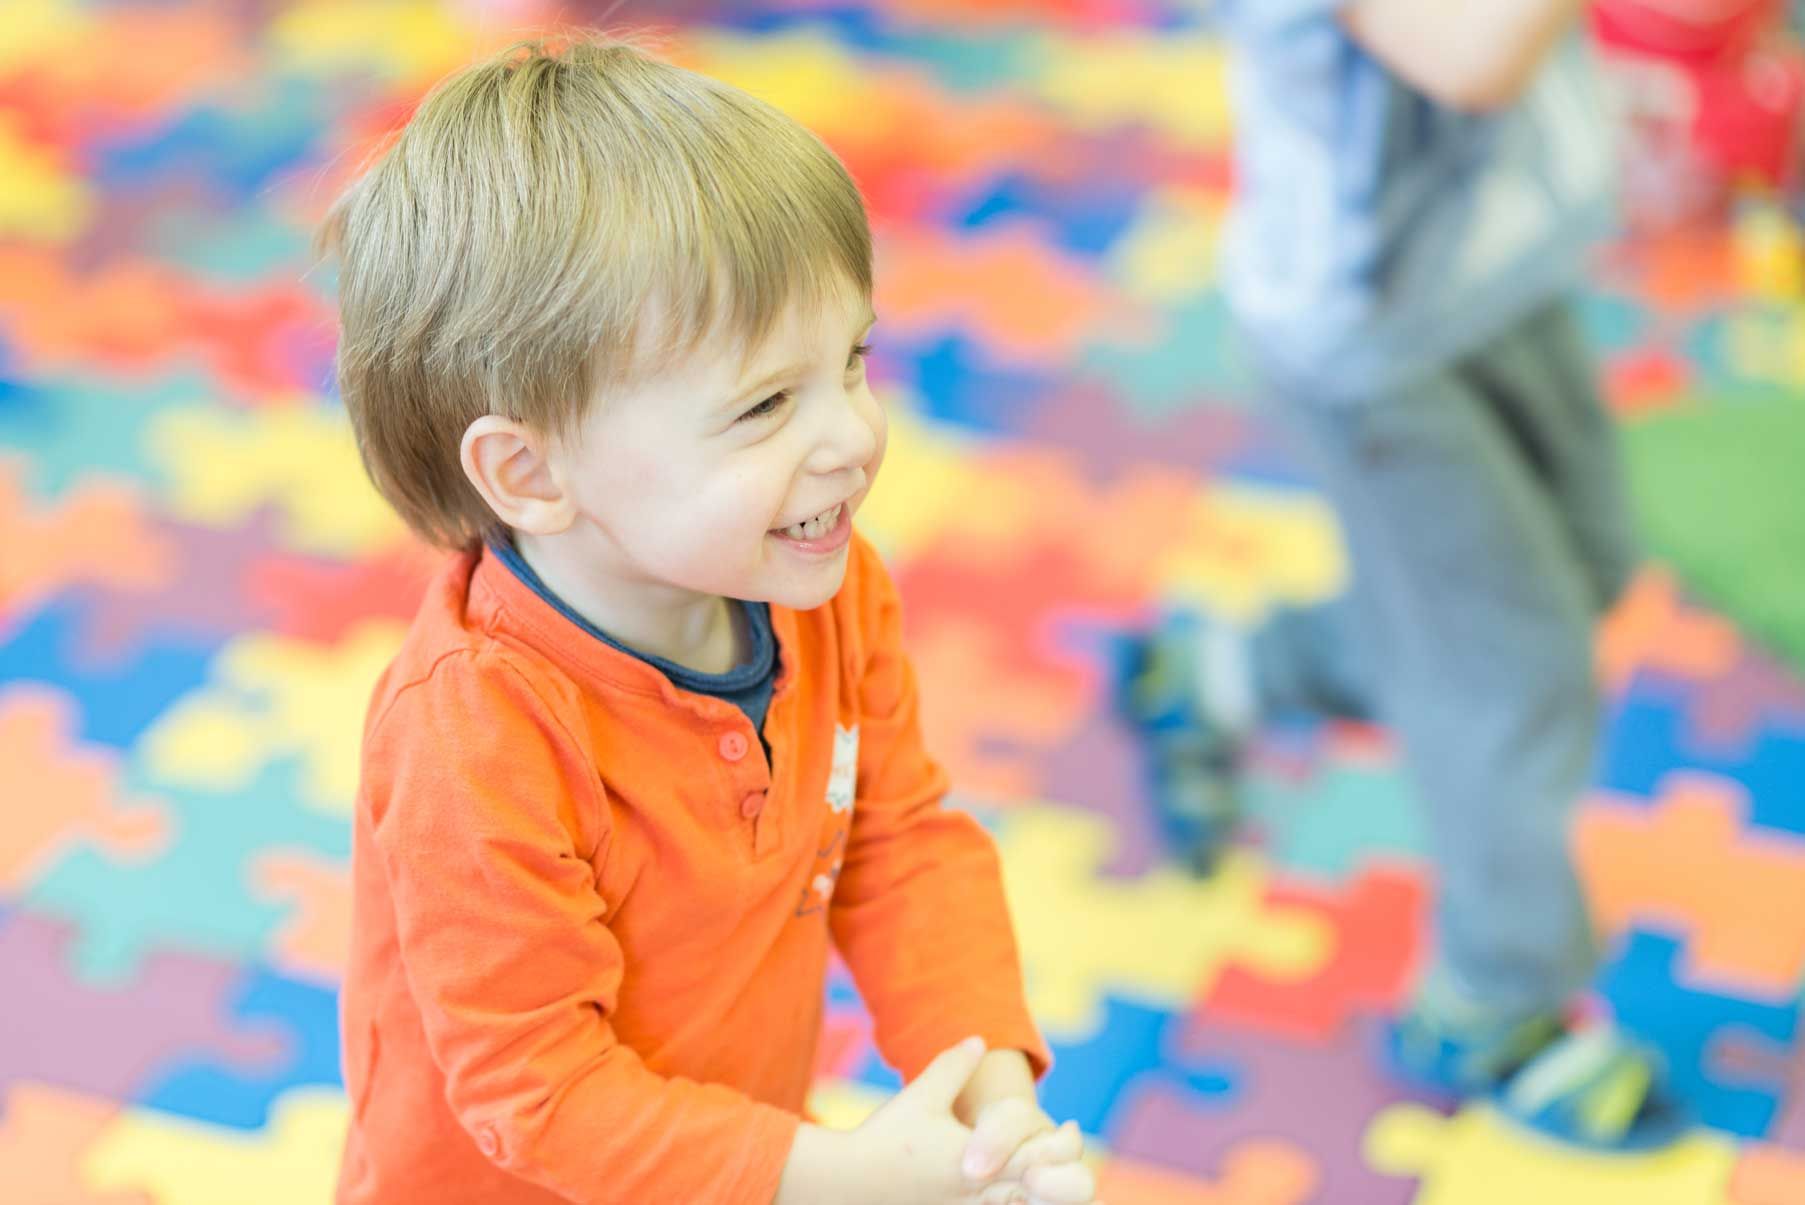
[486,536,775,693]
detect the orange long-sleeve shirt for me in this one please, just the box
[335,532,1049,1204]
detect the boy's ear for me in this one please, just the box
[459,415,577,536]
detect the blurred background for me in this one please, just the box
[2,1,1804,1201]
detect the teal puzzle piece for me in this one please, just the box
[25,759,348,985]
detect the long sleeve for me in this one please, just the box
[363,651,799,1203]
[827,540,1051,1082]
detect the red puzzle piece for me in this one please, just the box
[1201,862,1426,1044]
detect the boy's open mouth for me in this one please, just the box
[775,502,844,542]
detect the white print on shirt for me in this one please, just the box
[795,725,859,918]
[826,724,858,813]
[794,829,846,919]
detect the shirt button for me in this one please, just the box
[718,731,749,762]
[477,1125,501,1159]
[740,791,766,820]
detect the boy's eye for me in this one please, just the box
[737,390,790,423]
[733,343,869,425]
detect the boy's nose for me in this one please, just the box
[816,395,881,473]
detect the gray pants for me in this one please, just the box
[1254,300,1640,1016]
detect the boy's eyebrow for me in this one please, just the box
[730,307,878,402]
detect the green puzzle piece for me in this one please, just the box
[1623,393,1805,678]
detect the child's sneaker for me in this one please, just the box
[1386,978,1689,1151]
[1109,612,1253,875]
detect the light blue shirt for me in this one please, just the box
[1217,1,1618,403]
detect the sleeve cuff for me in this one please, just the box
[883,1009,1052,1086]
[723,1102,804,1205]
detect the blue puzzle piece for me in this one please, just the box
[0,336,24,415]
[1037,996,1234,1138]
[0,598,223,749]
[715,1,1176,61]
[853,1048,904,1094]
[846,996,1236,1131]
[824,959,869,1018]
[709,6,1044,90]
[717,4,894,49]
[1599,929,1801,1138]
[91,78,325,199]
[956,173,1140,257]
[25,759,349,985]
[896,334,1054,434]
[138,963,341,1129]
[1602,692,1805,836]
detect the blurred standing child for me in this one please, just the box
[1117,0,1686,1148]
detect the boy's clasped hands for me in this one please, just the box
[847,1038,1098,1205]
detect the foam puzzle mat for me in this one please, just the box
[2,1,1803,1201]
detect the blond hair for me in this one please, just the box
[319,34,873,549]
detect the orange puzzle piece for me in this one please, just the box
[0,1083,154,1205]
[1597,567,1741,695]
[1575,772,1805,997]
[0,687,167,893]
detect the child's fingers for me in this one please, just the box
[963,1098,1052,1180]
[998,1120,1085,1181]
[906,1036,990,1114]
[1022,1158,1099,1205]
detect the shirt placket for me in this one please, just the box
[714,721,779,858]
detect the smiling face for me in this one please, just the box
[545,276,886,614]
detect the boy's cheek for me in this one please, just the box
[865,406,889,486]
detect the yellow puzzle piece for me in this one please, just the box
[140,619,407,814]
[1109,188,1229,305]
[1152,482,1348,625]
[994,805,1329,1033]
[269,0,480,87]
[146,402,405,557]
[1366,1102,1738,1205]
[84,1087,349,1205]
[1032,31,1231,149]
[0,111,91,243]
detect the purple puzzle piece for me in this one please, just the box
[0,909,286,1104]
[1113,1014,1439,1203]
[1769,1085,1805,1150]
[1022,380,1258,483]
[67,509,294,662]
[1683,647,1805,757]
[62,176,233,276]
[1033,701,1170,879]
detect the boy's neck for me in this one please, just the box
[510,529,748,675]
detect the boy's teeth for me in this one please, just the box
[783,504,838,540]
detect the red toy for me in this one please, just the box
[1591,0,1805,225]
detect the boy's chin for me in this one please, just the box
[757,561,851,612]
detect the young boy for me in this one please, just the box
[322,36,1095,1204]
[1119,0,1687,1149]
